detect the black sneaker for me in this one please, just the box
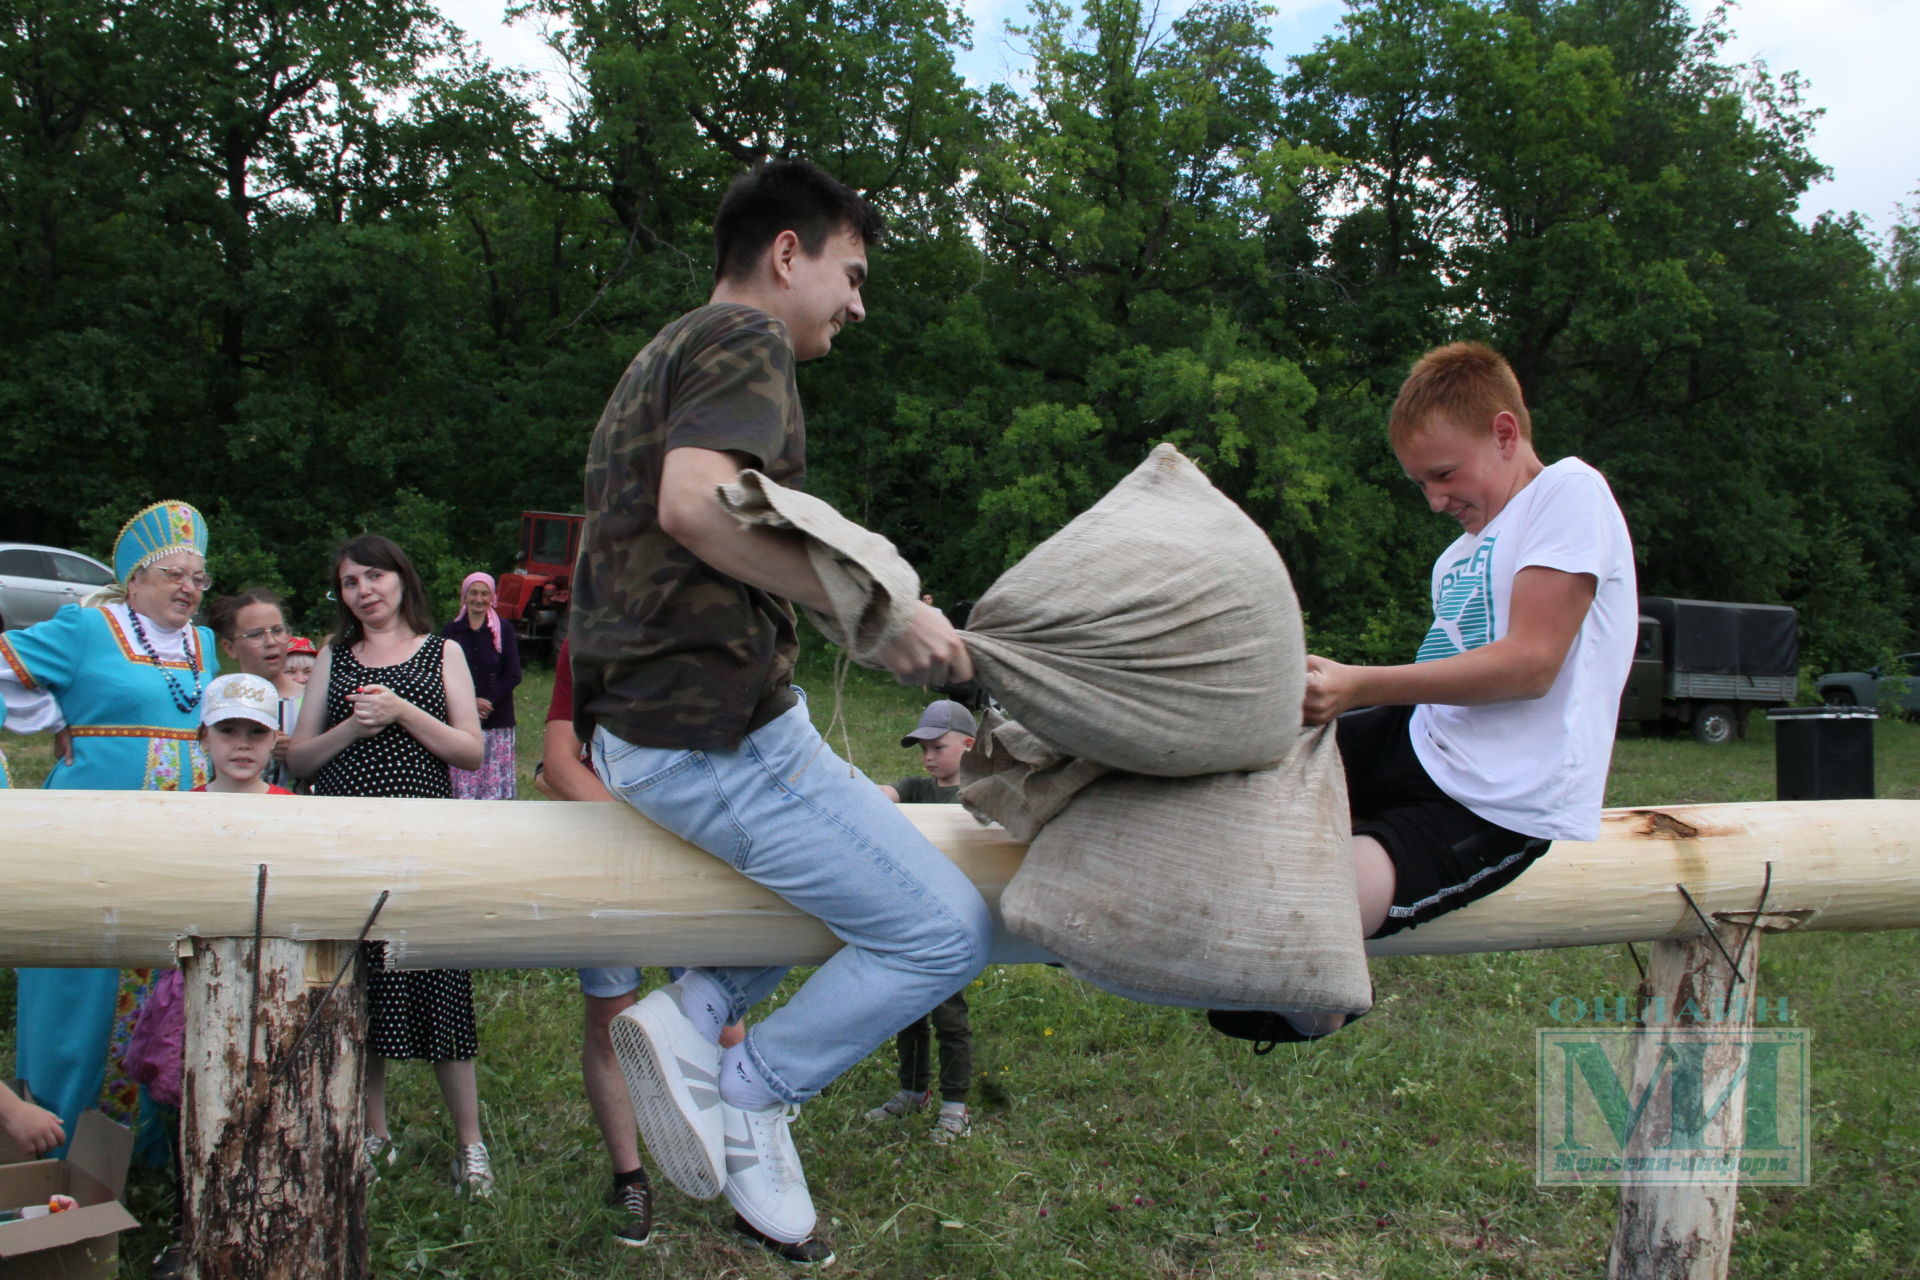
[1207,1009,1325,1054]
[151,1242,187,1280]
[733,1212,835,1266]
[610,1172,654,1247]
[1208,986,1373,1055]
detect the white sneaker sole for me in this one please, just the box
[611,991,725,1200]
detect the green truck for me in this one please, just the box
[1617,597,1799,744]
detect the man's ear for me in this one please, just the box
[768,229,803,288]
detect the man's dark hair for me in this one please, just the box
[713,160,886,283]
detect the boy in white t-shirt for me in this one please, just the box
[1214,342,1636,1047]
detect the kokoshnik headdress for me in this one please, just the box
[94,500,213,712]
[114,500,209,583]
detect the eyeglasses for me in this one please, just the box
[239,625,290,643]
[151,565,214,591]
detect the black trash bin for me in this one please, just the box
[1766,706,1876,800]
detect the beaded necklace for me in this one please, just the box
[126,606,205,714]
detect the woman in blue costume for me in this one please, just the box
[0,500,214,1157]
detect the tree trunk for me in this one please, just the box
[180,937,368,1280]
[1606,924,1759,1280]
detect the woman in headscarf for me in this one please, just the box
[442,571,522,800]
[0,500,214,1156]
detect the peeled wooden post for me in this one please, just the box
[179,937,368,1280]
[1606,919,1759,1280]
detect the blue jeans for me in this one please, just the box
[591,696,992,1104]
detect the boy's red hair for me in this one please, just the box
[1389,342,1532,446]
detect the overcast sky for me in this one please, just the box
[436,0,1917,236]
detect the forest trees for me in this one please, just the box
[0,0,1912,666]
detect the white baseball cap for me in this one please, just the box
[200,673,280,730]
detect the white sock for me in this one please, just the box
[939,1100,968,1116]
[718,1042,782,1111]
[673,970,729,1046]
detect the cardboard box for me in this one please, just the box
[0,1106,140,1280]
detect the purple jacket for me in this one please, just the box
[443,613,523,730]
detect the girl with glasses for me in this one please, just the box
[209,588,303,788]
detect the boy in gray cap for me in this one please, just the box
[871,699,978,1139]
[877,698,975,804]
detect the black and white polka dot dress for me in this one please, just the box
[312,637,478,1062]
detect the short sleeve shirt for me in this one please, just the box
[892,776,960,804]
[547,638,574,724]
[1408,458,1637,841]
[570,304,806,751]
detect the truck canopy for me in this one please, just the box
[1641,597,1798,677]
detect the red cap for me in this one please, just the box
[286,635,317,656]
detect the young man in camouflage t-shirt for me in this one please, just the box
[570,160,991,1260]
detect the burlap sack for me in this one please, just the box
[955,710,1112,842]
[718,448,1363,1011]
[961,444,1304,776]
[717,469,919,666]
[999,723,1371,1013]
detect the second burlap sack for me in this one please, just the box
[997,724,1371,1013]
[961,444,1303,776]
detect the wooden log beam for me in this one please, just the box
[1,792,1915,969]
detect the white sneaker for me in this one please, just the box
[931,1103,971,1144]
[863,1088,930,1122]
[722,1101,816,1244]
[453,1142,495,1196]
[364,1134,397,1182]
[610,985,726,1200]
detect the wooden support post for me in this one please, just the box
[180,937,368,1280]
[1607,920,1759,1280]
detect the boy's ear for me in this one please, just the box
[961,735,975,750]
[1491,410,1521,454]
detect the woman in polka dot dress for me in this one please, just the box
[289,535,496,1194]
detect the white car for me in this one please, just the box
[0,542,117,629]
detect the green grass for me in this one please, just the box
[2,678,1916,1277]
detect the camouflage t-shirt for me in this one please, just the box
[570,303,805,751]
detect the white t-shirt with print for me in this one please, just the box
[1408,457,1636,842]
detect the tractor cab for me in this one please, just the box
[496,511,584,659]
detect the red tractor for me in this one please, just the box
[496,511,584,660]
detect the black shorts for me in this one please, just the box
[1336,704,1550,939]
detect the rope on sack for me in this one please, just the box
[788,646,859,783]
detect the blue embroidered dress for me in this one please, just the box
[0,601,212,1156]
[0,603,213,791]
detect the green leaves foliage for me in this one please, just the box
[0,0,1912,666]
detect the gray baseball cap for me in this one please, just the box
[900,699,977,747]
